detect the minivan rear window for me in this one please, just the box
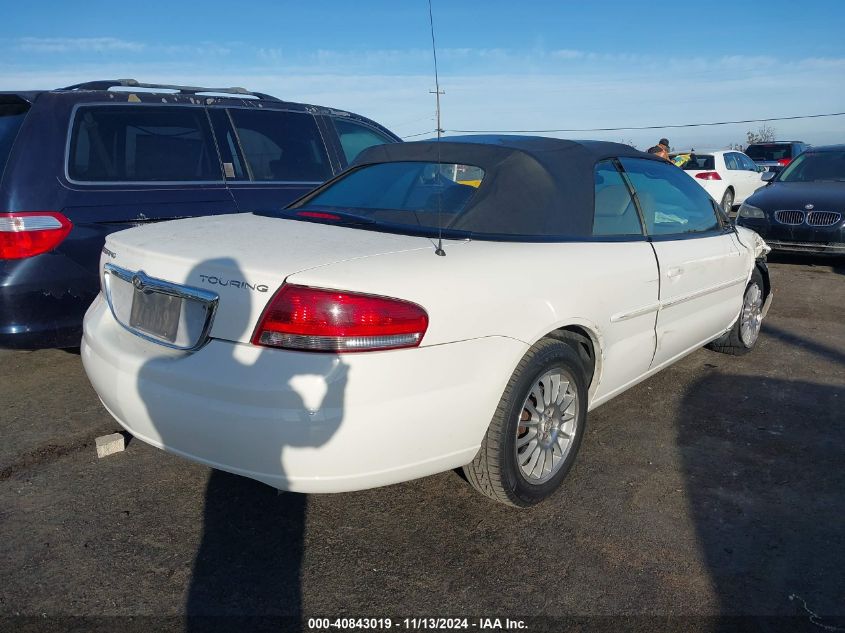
[68,105,221,182]
[745,144,791,161]
[0,102,30,184]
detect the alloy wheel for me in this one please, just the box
[740,283,764,347]
[515,368,579,484]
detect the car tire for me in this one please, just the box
[720,188,734,214]
[707,268,765,356]
[463,337,588,507]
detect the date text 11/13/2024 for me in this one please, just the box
[306,617,528,630]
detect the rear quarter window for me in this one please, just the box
[592,160,642,237]
[229,109,331,182]
[68,105,221,182]
[332,118,395,164]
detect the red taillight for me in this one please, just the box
[695,172,722,180]
[777,158,791,166]
[0,212,72,260]
[252,284,429,352]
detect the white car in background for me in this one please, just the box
[672,150,766,213]
[82,137,773,507]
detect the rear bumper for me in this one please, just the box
[0,322,83,349]
[81,296,528,492]
[0,254,97,349]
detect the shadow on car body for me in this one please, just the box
[134,257,347,631]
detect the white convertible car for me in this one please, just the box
[82,137,772,507]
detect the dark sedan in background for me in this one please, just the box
[736,145,845,254]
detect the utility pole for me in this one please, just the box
[430,88,445,139]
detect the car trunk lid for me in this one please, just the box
[102,213,433,345]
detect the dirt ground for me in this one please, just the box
[1,254,843,632]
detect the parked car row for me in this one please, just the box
[81,136,774,506]
[9,77,840,507]
[669,140,843,256]
[0,79,399,349]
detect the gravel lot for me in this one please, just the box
[1,254,843,632]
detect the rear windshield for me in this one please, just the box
[0,102,30,183]
[745,144,792,161]
[777,151,845,183]
[68,105,221,182]
[291,161,485,236]
[673,153,715,170]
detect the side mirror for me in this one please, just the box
[761,171,776,182]
[756,165,767,173]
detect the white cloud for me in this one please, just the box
[257,48,284,62]
[1,49,842,149]
[550,49,586,60]
[162,43,231,56]
[16,37,145,53]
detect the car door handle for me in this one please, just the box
[667,266,684,278]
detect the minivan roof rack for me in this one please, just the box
[59,79,281,101]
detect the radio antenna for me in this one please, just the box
[427,0,446,256]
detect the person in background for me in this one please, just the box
[659,138,670,153]
[647,145,671,161]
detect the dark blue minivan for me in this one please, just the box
[0,80,399,348]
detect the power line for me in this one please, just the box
[383,112,435,131]
[400,110,845,139]
[442,111,845,134]
[402,129,438,139]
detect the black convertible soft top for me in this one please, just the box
[354,136,662,238]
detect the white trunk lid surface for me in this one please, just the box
[102,213,432,344]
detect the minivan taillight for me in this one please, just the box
[777,158,791,166]
[252,284,429,352]
[695,172,722,180]
[0,212,72,260]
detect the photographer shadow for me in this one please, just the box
[677,372,845,630]
[134,257,347,629]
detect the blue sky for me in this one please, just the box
[2,0,844,149]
